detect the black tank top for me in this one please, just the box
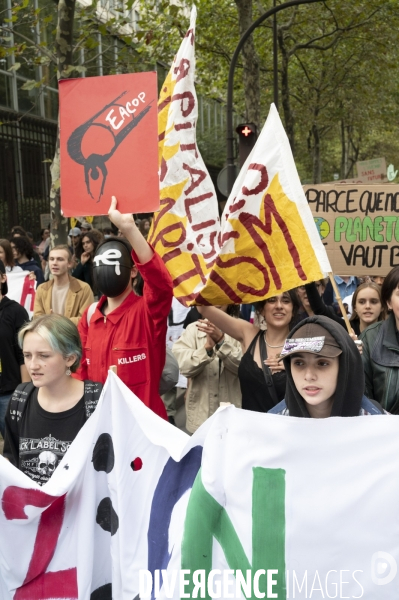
[238,330,286,413]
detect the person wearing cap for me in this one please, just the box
[268,316,386,417]
[69,227,82,252]
[74,197,173,421]
[0,260,30,439]
[80,220,92,232]
[33,245,93,325]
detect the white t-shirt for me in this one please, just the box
[5,265,23,273]
[342,293,354,317]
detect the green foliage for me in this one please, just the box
[7,61,20,71]
[197,128,227,169]
[2,0,399,179]
[137,0,399,181]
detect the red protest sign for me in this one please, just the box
[59,72,159,216]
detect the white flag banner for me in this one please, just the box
[1,373,399,599]
[6,270,36,318]
[149,6,222,305]
[195,103,332,305]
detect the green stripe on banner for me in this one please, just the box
[181,467,286,599]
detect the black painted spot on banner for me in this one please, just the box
[96,497,119,535]
[92,433,115,473]
[90,583,112,600]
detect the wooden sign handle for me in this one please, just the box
[328,273,352,335]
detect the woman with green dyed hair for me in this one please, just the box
[3,314,102,485]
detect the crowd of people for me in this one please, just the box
[0,200,395,485]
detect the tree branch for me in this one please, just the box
[1,25,56,62]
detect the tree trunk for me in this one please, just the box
[234,0,260,130]
[278,29,295,153]
[347,126,360,178]
[312,123,322,183]
[50,0,76,247]
[340,119,346,179]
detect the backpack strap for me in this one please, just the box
[84,380,103,419]
[87,301,99,326]
[8,382,36,429]
[8,381,102,438]
[361,395,384,414]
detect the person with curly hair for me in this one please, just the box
[10,236,44,284]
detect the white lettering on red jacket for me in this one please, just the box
[117,353,147,365]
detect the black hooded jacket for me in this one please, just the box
[282,315,365,418]
[0,296,29,393]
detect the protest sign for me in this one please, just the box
[1,371,399,599]
[150,7,331,306]
[6,269,36,318]
[356,157,387,182]
[304,183,399,275]
[39,214,50,229]
[148,6,222,304]
[59,72,159,217]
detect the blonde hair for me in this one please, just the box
[50,245,72,261]
[18,314,82,372]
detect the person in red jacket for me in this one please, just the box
[75,197,173,420]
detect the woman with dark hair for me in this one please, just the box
[73,229,104,297]
[349,282,385,335]
[269,316,386,418]
[0,260,29,439]
[139,218,151,240]
[197,290,300,412]
[10,225,26,237]
[294,280,327,322]
[37,228,50,258]
[360,267,399,412]
[173,304,242,433]
[0,239,22,273]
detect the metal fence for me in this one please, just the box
[0,109,56,239]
